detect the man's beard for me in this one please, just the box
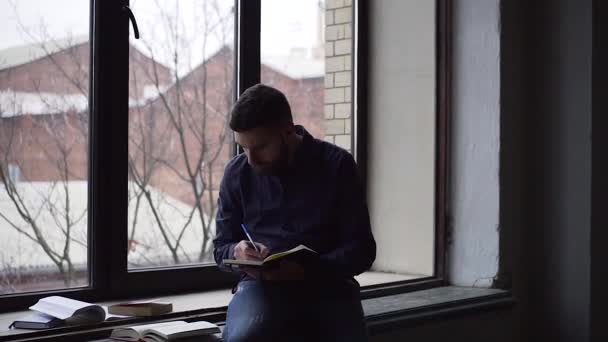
[252,138,289,176]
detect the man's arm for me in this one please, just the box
[213,172,243,272]
[318,153,376,277]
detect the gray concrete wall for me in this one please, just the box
[448,0,501,288]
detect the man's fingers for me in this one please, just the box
[235,240,263,260]
[243,248,263,260]
[258,244,270,258]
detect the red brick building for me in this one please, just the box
[0,38,324,274]
[0,39,324,206]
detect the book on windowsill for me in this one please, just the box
[9,312,63,330]
[109,320,220,341]
[222,244,317,268]
[108,299,173,317]
[9,296,129,330]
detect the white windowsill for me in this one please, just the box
[0,271,424,338]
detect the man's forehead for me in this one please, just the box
[234,128,273,146]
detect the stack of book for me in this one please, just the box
[9,296,175,330]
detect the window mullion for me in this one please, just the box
[91,0,130,297]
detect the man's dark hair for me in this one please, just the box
[229,84,293,132]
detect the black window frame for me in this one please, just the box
[0,0,450,312]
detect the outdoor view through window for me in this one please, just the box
[126,0,236,269]
[0,0,91,294]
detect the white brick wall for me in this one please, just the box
[325,42,334,57]
[334,39,352,56]
[325,87,345,104]
[335,134,352,150]
[326,0,345,10]
[324,105,334,119]
[326,25,345,41]
[326,10,334,25]
[326,56,345,72]
[334,71,351,87]
[334,103,350,118]
[324,3,353,152]
[324,119,345,135]
[334,8,352,24]
[325,73,334,88]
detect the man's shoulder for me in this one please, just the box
[313,137,354,166]
[224,153,248,178]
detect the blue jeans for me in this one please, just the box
[223,280,368,342]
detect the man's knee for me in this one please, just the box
[223,282,279,341]
[223,316,286,342]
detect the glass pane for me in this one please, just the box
[128,0,235,269]
[261,0,337,149]
[0,0,90,294]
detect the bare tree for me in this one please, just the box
[127,0,234,265]
[0,93,88,288]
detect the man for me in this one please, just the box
[213,84,376,341]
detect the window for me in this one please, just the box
[0,0,449,312]
[0,0,90,295]
[126,0,235,269]
[260,0,333,149]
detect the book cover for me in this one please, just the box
[108,300,173,317]
[9,312,63,330]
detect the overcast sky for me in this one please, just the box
[0,0,323,73]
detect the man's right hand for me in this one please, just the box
[234,240,269,279]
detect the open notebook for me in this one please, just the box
[222,244,317,267]
[110,320,220,342]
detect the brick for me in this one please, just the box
[344,0,353,6]
[325,88,345,104]
[345,120,352,134]
[345,87,352,102]
[335,134,351,150]
[344,56,352,71]
[335,103,351,118]
[325,25,345,41]
[334,71,351,87]
[324,105,334,119]
[345,23,352,39]
[325,73,334,88]
[326,10,334,25]
[324,119,345,135]
[335,8,352,24]
[324,135,335,144]
[326,56,345,72]
[334,39,352,55]
[326,0,345,9]
[325,42,334,57]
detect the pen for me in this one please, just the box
[240,223,260,253]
